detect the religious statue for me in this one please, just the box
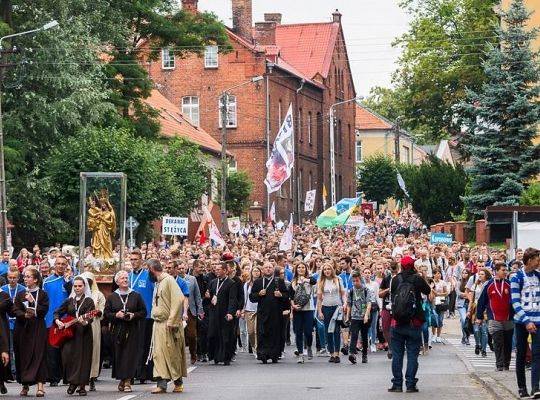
[87,188,116,260]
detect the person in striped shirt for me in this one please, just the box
[510,247,540,399]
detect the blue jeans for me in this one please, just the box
[474,322,488,351]
[421,323,429,346]
[390,325,422,389]
[457,306,469,339]
[322,305,341,353]
[515,323,539,391]
[293,310,314,354]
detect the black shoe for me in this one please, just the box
[50,382,59,387]
[89,379,96,392]
[481,350,487,358]
[78,388,87,396]
[387,351,393,360]
[496,366,503,371]
[475,345,480,355]
[348,354,357,364]
[388,386,403,393]
[334,356,340,363]
[406,387,419,393]
[261,357,267,364]
[224,360,231,366]
[531,388,540,399]
[294,350,299,356]
[67,384,77,395]
[139,379,146,385]
[518,388,529,398]
[362,355,368,364]
[341,346,349,355]
[271,358,278,364]
[0,383,6,395]
[329,356,335,363]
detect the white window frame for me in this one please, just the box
[356,141,362,163]
[181,96,200,126]
[219,95,237,128]
[204,45,219,68]
[161,47,175,70]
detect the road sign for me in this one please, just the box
[162,217,189,236]
[430,232,453,245]
[126,216,139,230]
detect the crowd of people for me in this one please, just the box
[0,208,538,399]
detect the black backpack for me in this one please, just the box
[391,274,417,324]
[294,282,310,308]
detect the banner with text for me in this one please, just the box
[265,104,294,194]
[162,217,189,236]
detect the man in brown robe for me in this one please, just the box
[146,259,187,394]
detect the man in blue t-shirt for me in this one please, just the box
[0,250,10,278]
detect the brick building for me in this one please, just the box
[145,0,356,222]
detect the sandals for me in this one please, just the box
[118,381,125,392]
[20,385,29,396]
[36,389,45,397]
[123,383,132,393]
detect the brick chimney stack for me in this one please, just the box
[332,9,342,23]
[232,0,253,41]
[182,0,198,14]
[264,13,282,25]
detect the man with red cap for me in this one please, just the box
[388,256,434,394]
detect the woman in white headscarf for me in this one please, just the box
[80,271,106,392]
[53,276,96,396]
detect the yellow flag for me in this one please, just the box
[322,184,328,209]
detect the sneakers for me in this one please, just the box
[406,387,419,393]
[341,346,349,356]
[307,347,313,360]
[530,388,540,399]
[362,355,368,364]
[370,344,377,353]
[481,350,487,358]
[348,354,357,364]
[475,345,480,355]
[297,355,304,364]
[518,388,529,398]
[388,386,403,393]
[318,349,329,357]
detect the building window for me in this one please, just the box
[299,170,303,200]
[308,171,313,191]
[204,45,219,68]
[278,99,282,126]
[228,158,237,174]
[402,145,410,164]
[181,96,200,126]
[338,119,343,153]
[161,47,175,70]
[219,95,237,128]
[356,141,362,163]
[307,112,312,144]
[348,124,352,159]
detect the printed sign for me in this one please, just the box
[430,232,453,244]
[162,217,189,236]
[304,189,316,212]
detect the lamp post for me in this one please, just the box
[329,96,363,207]
[0,20,59,251]
[219,75,263,234]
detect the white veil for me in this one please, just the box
[69,275,93,299]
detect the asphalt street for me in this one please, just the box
[1,339,493,400]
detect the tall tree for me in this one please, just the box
[217,171,253,217]
[357,154,397,206]
[368,0,499,143]
[457,0,540,217]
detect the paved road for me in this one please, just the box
[2,342,492,400]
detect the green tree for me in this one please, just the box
[520,183,540,206]
[357,154,397,206]
[218,171,253,217]
[457,0,540,217]
[399,156,468,226]
[368,0,499,143]
[44,127,208,243]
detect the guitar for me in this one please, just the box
[48,309,99,348]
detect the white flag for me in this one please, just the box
[304,189,316,212]
[269,201,276,222]
[209,220,226,247]
[355,221,368,241]
[265,104,294,193]
[397,171,409,198]
[227,217,241,234]
[279,214,294,251]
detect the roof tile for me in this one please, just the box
[355,105,393,130]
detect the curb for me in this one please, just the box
[447,337,519,400]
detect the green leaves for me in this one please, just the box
[217,170,253,217]
[356,154,397,206]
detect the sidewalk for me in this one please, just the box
[443,316,519,400]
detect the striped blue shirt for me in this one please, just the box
[510,268,540,325]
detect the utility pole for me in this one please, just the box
[394,117,401,163]
[220,92,229,234]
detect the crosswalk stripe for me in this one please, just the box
[444,337,515,370]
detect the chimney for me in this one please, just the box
[232,0,253,41]
[332,9,342,23]
[264,13,282,25]
[181,0,198,14]
[254,21,277,45]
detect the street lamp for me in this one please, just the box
[0,20,59,251]
[219,75,263,234]
[329,96,363,207]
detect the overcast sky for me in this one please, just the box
[197,0,411,97]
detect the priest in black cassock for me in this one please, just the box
[207,263,238,366]
[249,262,289,364]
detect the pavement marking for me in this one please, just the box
[117,395,137,400]
[445,338,515,370]
[188,366,197,374]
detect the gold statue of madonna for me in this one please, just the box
[87,188,116,260]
